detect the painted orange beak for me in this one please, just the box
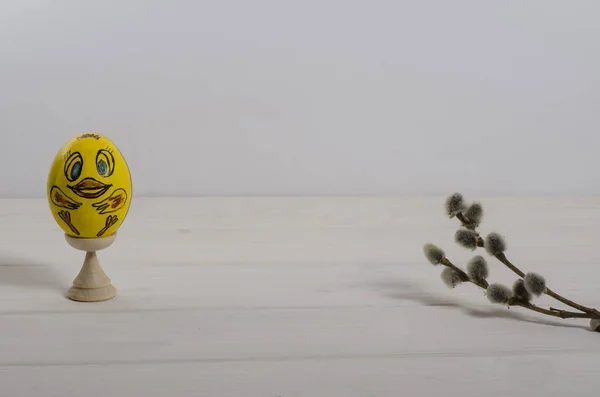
[68,177,111,199]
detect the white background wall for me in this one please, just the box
[1,0,599,198]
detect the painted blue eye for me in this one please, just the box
[97,160,108,176]
[64,152,83,182]
[70,161,82,180]
[96,149,115,177]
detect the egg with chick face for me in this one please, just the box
[47,132,132,238]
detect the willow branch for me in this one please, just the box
[495,252,599,315]
[440,256,599,320]
[456,213,477,230]
[440,257,487,288]
[495,250,599,315]
[453,216,600,316]
[512,301,594,319]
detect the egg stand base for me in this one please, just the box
[64,233,117,302]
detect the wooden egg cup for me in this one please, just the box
[65,232,117,302]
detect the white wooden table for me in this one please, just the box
[1,196,600,396]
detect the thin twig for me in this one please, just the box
[495,253,524,277]
[545,288,600,315]
[453,215,600,316]
[497,251,600,315]
[440,256,600,320]
[441,257,488,288]
[456,213,476,230]
[496,252,600,315]
[513,301,593,319]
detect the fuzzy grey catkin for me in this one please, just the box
[423,243,444,265]
[440,267,462,288]
[464,202,483,225]
[484,232,506,256]
[445,193,466,216]
[524,273,546,296]
[466,255,489,282]
[455,228,479,250]
[487,283,513,304]
[512,279,531,302]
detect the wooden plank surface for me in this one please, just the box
[1,196,599,396]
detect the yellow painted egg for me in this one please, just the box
[47,132,132,238]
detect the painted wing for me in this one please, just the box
[50,186,82,210]
[92,188,128,214]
